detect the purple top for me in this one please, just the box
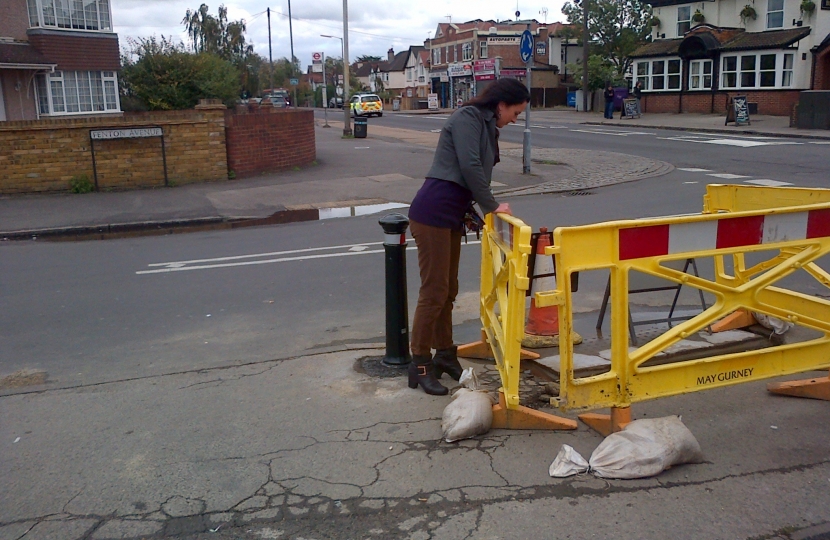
[408,178,471,230]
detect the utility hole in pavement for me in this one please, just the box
[355,356,407,378]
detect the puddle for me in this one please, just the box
[318,202,409,220]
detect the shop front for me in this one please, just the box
[429,69,449,108]
[473,59,497,95]
[448,62,474,107]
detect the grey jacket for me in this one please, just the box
[425,105,499,214]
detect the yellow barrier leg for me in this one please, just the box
[491,391,578,430]
[767,371,830,401]
[457,330,541,360]
[578,407,632,437]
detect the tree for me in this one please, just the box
[565,54,624,90]
[562,0,652,78]
[182,4,253,64]
[120,36,241,110]
[355,55,381,63]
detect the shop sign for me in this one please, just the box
[487,36,520,45]
[500,69,527,78]
[430,70,449,82]
[473,59,496,81]
[448,62,473,77]
[536,41,547,56]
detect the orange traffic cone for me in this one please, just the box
[522,228,583,348]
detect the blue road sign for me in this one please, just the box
[520,30,533,63]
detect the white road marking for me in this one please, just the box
[676,168,712,172]
[430,129,442,133]
[354,146,371,149]
[684,181,699,184]
[707,173,751,179]
[570,129,650,136]
[491,181,507,187]
[531,125,548,129]
[700,139,801,147]
[138,241,481,275]
[810,141,830,145]
[744,179,794,187]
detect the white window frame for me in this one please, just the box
[677,6,691,36]
[480,40,488,59]
[462,42,473,61]
[688,59,713,90]
[35,70,120,116]
[27,0,112,31]
[634,57,682,91]
[719,51,795,90]
[782,53,794,86]
[432,48,440,65]
[766,0,784,29]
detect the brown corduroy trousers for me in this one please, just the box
[409,219,463,357]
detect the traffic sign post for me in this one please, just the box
[520,29,533,174]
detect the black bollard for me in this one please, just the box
[378,213,412,367]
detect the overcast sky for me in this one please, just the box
[113,0,569,68]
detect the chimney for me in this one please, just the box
[388,48,395,62]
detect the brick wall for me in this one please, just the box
[225,107,316,179]
[642,89,801,116]
[0,104,228,194]
[0,0,29,40]
[27,30,120,71]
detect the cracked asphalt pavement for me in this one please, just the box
[3,347,830,540]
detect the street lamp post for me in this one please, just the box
[321,33,351,135]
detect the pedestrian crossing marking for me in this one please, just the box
[707,173,750,179]
[744,179,794,187]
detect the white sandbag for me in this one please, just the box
[753,313,793,335]
[588,416,703,479]
[549,444,590,477]
[441,388,495,443]
[458,366,480,390]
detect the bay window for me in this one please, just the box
[28,0,112,31]
[36,70,120,116]
[720,51,794,89]
[635,58,682,91]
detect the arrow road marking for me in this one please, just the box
[138,240,481,275]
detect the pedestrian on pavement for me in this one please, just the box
[407,77,529,395]
[632,81,643,116]
[604,83,615,120]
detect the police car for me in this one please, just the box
[349,94,383,117]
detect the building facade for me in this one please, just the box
[425,20,577,108]
[0,0,121,121]
[632,0,830,115]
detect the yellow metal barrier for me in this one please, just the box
[458,213,577,430]
[533,184,830,435]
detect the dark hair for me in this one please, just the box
[464,77,529,112]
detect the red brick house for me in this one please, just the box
[631,0,830,116]
[0,0,121,121]
[425,19,578,108]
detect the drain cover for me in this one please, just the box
[566,190,594,197]
[356,356,408,378]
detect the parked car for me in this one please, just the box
[328,97,344,108]
[264,89,290,107]
[350,94,383,117]
[266,95,287,108]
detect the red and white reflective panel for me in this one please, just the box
[383,233,406,245]
[618,209,830,260]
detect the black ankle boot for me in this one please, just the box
[408,355,448,396]
[433,346,463,381]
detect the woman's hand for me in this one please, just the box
[494,202,512,215]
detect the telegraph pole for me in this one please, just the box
[341,0,352,136]
[288,0,297,107]
[581,0,589,112]
[267,7,274,95]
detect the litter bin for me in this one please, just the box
[354,117,368,138]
